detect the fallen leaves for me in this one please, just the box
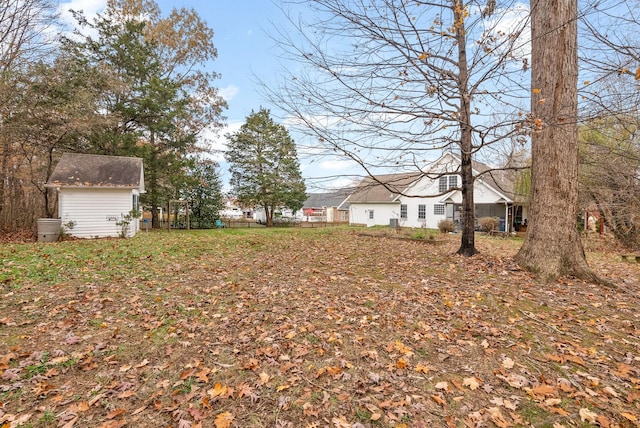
[0,229,638,426]
[497,373,530,389]
[206,382,229,399]
[214,412,233,428]
[502,357,514,369]
[463,376,481,390]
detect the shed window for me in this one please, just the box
[368,210,374,220]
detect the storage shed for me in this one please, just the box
[46,153,145,238]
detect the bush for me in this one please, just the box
[478,216,500,232]
[438,219,456,233]
[412,230,426,239]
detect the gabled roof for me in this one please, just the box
[348,172,423,203]
[429,151,516,202]
[472,161,517,201]
[46,153,145,191]
[303,192,351,210]
[347,152,517,204]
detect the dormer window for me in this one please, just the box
[439,175,458,193]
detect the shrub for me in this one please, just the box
[478,216,500,232]
[438,219,456,233]
[59,220,77,240]
[116,209,141,238]
[412,230,426,239]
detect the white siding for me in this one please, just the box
[350,203,400,227]
[59,188,139,238]
[351,174,513,230]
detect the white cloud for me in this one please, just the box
[219,85,239,102]
[325,177,358,190]
[58,0,106,29]
[199,121,242,161]
[483,3,531,61]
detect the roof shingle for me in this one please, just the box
[46,153,144,189]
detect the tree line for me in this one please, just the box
[0,0,227,231]
[0,0,308,233]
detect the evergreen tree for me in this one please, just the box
[226,108,306,227]
[182,159,224,229]
[62,0,225,228]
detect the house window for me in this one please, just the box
[368,210,374,220]
[439,175,458,192]
[132,194,139,213]
[418,204,426,220]
[341,211,348,221]
[438,177,448,193]
[400,204,407,219]
[434,204,445,215]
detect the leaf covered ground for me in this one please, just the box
[0,228,639,428]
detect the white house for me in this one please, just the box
[299,192,351,223]
[46,153,145,238]
[349,152,525,232]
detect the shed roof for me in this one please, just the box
[46,153,144,190]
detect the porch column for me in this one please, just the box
[504,203,509,232]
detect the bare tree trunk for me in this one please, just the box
[265,204,273,228]
[515,0,599,282]
[0,137,7,227]
[455,0,478,256]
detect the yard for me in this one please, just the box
[0,228,639,428]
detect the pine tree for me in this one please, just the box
[226,108,306,227]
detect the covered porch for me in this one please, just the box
[442,196,512,232]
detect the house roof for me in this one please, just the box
[348,152,517,204]
[46,153,144,190]
[426,151,516,202]
[348,172,423,203]
[303,192,351,210]
[471,159,517,201]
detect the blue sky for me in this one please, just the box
[161,1,286,125]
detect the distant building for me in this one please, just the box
[300,192,351,223]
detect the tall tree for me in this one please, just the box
[105,0,226,137]
[0,0,58,230]
[3,56,110,221]
[267,0,531,255]
[226,108,306,227]
[514,0,598,282]
[64,0,226,228]
[181,158,224,229]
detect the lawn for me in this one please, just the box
[0,227,639,428]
